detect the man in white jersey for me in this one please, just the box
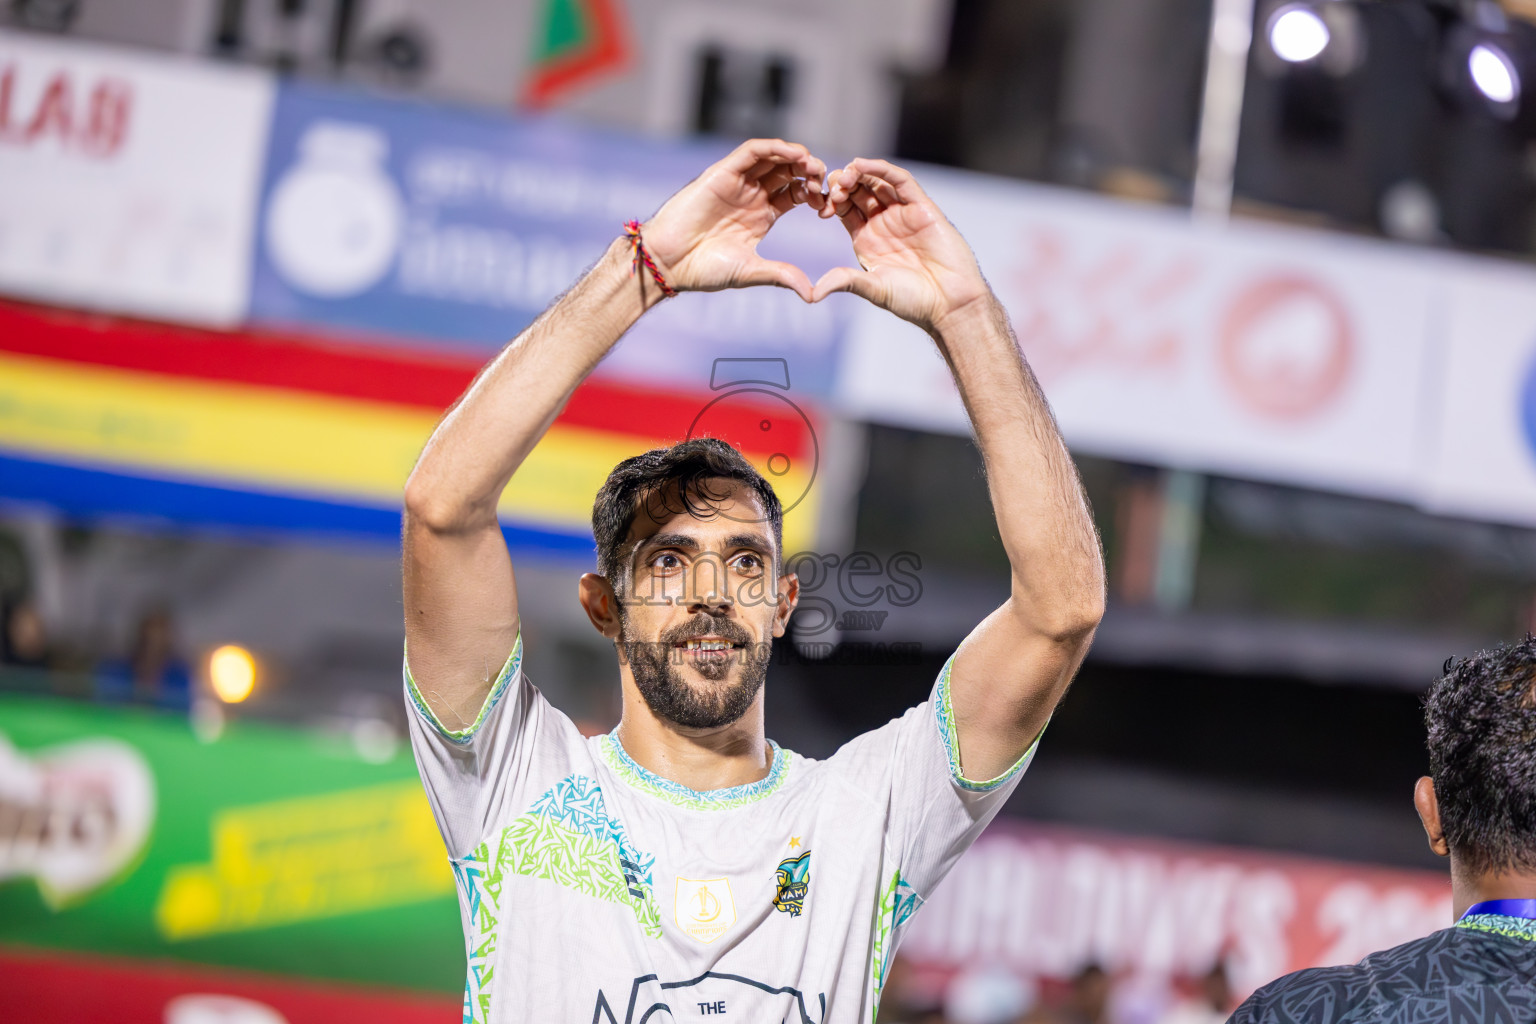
[401,138,1106,1023]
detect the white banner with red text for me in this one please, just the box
[0,30,273,326]
[837,170,1463,506]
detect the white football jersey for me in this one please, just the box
[405,635,1035,1023]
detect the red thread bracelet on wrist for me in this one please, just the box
[624,219,677,299]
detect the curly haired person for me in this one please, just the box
[1231,638,1536,1023]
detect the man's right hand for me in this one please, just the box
[639,138,825,303]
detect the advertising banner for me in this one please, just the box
[900,820,1450,998]
[248,79,857,398]
[0,694,463,993]
[0,302,823,555]
[7,36,1536,529]
[1424,258,1536,527]
[0,30,272,326]
[837,170,1441,504]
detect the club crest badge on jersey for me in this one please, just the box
[675,876,736,943]
[773,852,811,916]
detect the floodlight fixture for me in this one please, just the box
[1468,41,1520,105]
[1269,4,1332,63]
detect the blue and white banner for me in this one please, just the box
[250,80,857,397]
[1425,257,1536,527]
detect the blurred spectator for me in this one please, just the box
[1044,965,1113,1024]
[1,597,50,669]
[906,1000,949,1024]
[944,965,1037,1024]
[97,606,192,711]
[1108,972,1175,1024]
[1155,964,1231,1024]
[878,956,946,1024]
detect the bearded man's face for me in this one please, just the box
[614,479,791,730]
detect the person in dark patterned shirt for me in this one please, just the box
[1230,638,1536,1024]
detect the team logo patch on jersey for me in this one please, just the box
[773,851,811,916]
[675,876,736,943]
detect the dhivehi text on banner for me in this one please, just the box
[837,169,1442,505]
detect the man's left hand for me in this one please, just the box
[812,158,992,335]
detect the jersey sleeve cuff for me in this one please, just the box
[933,652,1044,792]
[403,633,523,744]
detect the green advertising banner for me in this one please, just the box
[0,694,463,993]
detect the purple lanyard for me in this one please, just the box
[1461,899,1536,921]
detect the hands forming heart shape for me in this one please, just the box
[636,138,995,337]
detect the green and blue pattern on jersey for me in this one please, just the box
[453,772,664,1023]
[599,728,793,809]
[454,843,503,1024]
[870,868,923,1022]
[934,653,1041,791]
[404,634,522,743]
[1458,913,1536,943]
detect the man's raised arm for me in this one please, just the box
[402,139,825,730]
[815,158,1106,783]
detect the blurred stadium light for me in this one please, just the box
[1469,40,1521,104]
[208,644,256,703]
[1268,4,1331,63]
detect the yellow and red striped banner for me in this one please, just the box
[0,302,819,554]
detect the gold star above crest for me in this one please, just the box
[788,836,801,849]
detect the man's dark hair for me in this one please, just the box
[591,438,783,591]
[1425,635,1536,875]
